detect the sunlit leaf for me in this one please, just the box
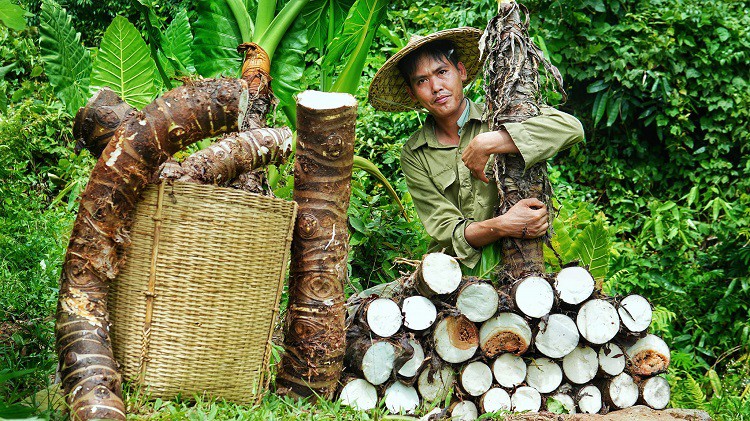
[572,220,610,284]
[0,0,26,31]
[90,16,158,109]
[301,0,355,50]
[39,0,91,115]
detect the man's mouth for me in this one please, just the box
[434,95,450,104]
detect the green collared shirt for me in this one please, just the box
[400,99,585,268]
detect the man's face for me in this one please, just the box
[406,54,467,120]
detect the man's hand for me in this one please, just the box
[501,198,549,239]
[461,130,520,183]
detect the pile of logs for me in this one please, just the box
[339,253,671,417]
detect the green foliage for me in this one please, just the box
[191,0,243,77]
[38,0,91,115]
[0,0,27,31]
[162,9,195,74]
[91,16,158,109]
[269,12,306,126]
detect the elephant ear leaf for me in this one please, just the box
[191,0,243,77]
[270,15,307,128]
[163,9,195,74]
[91,16,158,110]
[39,0,91,115]
[0,0,27,31]
[325,0,388,94]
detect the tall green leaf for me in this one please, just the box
[301,0,354,50]
[325,0,388,94]
[353,155,406,220]
[39,0,91,115]
[90,16,158,109]
[571,220,611,284]
[163,9,196,74]
[192,0,243,77]
[0,0,26,31]
[269,15,307,127]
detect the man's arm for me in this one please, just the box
[462,106,585,179]
[464,198,548,248]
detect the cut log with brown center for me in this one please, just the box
[626,334,671,376]
[479,312,532,358]
[433,315,479,363]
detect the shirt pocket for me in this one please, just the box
[432,166,457,192]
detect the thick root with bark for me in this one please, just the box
[73,88,136,157]
[57,78,258,421]
[276,91,357,399]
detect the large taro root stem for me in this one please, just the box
[276,91,357,399]
[57,43,273,421]
[73,88,137,157]
[482,1,565,280]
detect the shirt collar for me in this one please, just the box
[409,98,484,150]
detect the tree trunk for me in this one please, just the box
[511,386,542,412]
[478,312,532,358]
[626,334,671,376]
[480,387,511,413]
[276,90,357,399]
[525,357,562,393]
[72,88,136,157]
[534,313,579,358]
[482,1,564,281]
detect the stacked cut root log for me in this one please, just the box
[339,253,671,417]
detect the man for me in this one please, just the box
[368,27,584,269]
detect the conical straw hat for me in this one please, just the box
[368,27,483,112]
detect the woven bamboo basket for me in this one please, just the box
[108,181,297,403]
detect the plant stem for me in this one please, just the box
[254,0,277,41]
[256,0,310,60]
[226,0,254,42]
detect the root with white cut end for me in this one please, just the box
[456,281,499,323]
[513,276,554,318]
[402,296,437,331]
[414,253,462,296]
[576,299,620,344]
[576,384,603,414]
[562,345,598,385]
[525,357,563,393]
[535,313,579,358]
[626,333,671,376]
[617,294,653,333]
[365,298,403,338]
[598,342,626,377]
[339,378,378,411]
[460,361,493,397]
[481,387,511,413]
[511,386,542,412]
[554,266,595,305]
[417,365,455,403]
[492,353,526,388]
[479,312,532,358]
[384,381,419,414]
[639,375,671,410]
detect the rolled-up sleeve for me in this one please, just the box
[503,106,585,171]
[401,148,481,268]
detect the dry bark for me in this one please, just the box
[276,91,357,399]
[482,1,565,280]
[56,43,273,420]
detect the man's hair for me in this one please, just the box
[397,40,460,84]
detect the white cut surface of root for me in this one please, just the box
[626,334,671,376]
[362,340,396,385]
[402,295,437,330]
[576,299,620,344]
[492,353,526,388]
[555,266,595,305]
[535,313,580,358]
[456,282,499,322]
[367,298,403,337]
[384,381,419,414]
[577,384,603,414]
[562,345,598,384]
[433,316,479,363]
[525,357,563,393]
[398,338,425,378]
[548,393,576,414]
[421,252,462,294]
[339,378,378,411]
[461,361,493,396]
[479,312,532,357]
[640,376,671,410]
[515,276,554,318]
[598,342,626,376]
[617,294,653,333]
[417,366,455,403]
[451,400,479,420]
[297,90,357,108]
[511,386,542,412]
[607,372,639,409]
[481,387,511,413]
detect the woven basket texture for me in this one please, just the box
[109,182,297,403]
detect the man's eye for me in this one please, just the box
[439,69,447,75]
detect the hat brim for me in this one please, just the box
[368,27,484,113]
